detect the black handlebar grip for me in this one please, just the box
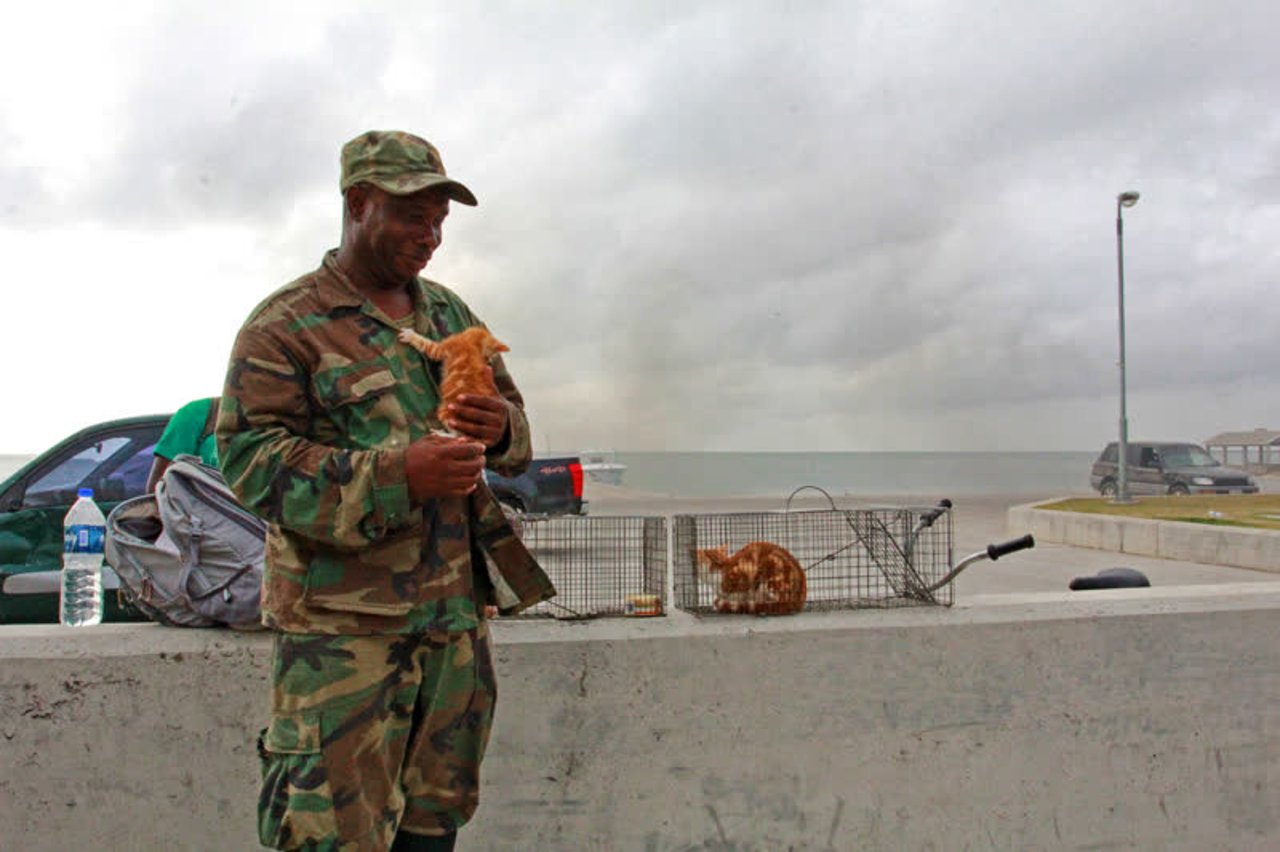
[986,534,1035,561]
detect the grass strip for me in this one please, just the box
[1036,495,1280,531]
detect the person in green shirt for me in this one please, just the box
[145,396,220,493]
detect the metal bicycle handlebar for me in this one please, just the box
[918,533,1036,594]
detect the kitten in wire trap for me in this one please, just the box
[696,541,807,615]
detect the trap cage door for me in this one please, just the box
[835,504,955,606]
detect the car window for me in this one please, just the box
[25,437,131,505]
[103,441,158,500]
[1099,445,1117,463]
[1161,446,1218,468]
[22,432,161,508]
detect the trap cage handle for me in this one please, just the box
[917,533,1037,594]
[785,485,839,512]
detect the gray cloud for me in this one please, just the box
[5,0,1279,451]
[79,10,396,225]
[0,122,54,227]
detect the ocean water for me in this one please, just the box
[1,451,1099,499]
[606,451,1098,498]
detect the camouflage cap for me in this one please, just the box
[339,130,478,206]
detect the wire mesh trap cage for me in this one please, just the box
[672,491,957,615]
[505,515,668,620]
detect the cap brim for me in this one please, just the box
[370,172,478,206]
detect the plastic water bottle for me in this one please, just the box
[61,487,106,626]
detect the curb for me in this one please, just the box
[1007,498,1280,573]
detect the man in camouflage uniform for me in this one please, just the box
[217,130,555,852]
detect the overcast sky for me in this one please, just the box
[2,1,1277,454]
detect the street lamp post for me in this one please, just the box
[1115,190,1140,503]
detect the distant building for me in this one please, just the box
[1203,428,1280,469]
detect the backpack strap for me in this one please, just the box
[176,513,253,602]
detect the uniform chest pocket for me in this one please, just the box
[312,363,408,449]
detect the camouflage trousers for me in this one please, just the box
[257,625,496,851]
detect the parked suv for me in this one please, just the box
[1090,441,1259,496]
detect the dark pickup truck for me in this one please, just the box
[486,456,586,516]
[0,416,585,624]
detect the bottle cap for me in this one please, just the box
[78,488,94,498]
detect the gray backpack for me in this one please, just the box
[105,454,266,629]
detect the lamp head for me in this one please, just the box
[1118,191,1140,208]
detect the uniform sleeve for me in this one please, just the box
[216,322,413,549]
[154,398,212,462]
[484,352,532,478]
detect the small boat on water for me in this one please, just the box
[579,450,627,485]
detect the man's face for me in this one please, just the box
[358,186,451,285]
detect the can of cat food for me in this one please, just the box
[624,594,662,617]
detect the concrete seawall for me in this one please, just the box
[5,587,1280,850]
[1008,501,1280,572]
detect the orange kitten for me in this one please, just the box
[696,541,807,615]
[399,326,509,431]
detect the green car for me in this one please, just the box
[0,415,170,624]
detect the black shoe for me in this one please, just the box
[390,829,457,852]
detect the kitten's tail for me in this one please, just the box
[399,328,443,360]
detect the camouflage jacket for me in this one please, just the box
[217,251,555,635]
